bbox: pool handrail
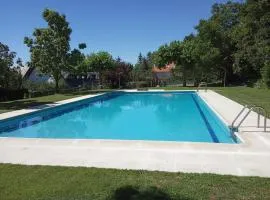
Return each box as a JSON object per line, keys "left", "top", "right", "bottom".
{"left": 231, "top": 105, "right": 268, "bottom": 132}
{"left": 197, "top": 82, "right": 208, "bottom": 92}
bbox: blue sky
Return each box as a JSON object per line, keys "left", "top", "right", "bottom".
{"left": 1, "top": 0, "right": 229, "bottom": 64}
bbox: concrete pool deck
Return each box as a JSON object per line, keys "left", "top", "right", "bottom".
{"left": 0, "top": 90, "right": 270, "bottom": 177}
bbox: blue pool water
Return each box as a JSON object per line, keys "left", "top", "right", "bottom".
{"left": 0, "top": 92, "right": 236, "bottom": 143}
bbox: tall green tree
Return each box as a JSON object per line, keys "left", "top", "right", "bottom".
{"left": 68, "top": 43, "right": 87, "bottom": 74}
{"left": 150, "top": 0, "right": 269, "bottom": 88}
{"left": 0, "top": 42, "right": 16, "bottom": 88}
{"left": 262, "top": 62, "right": 270, "bottom": 88}
{"left": 82, "top": 51, "right": 114, "bottom": 85}
{"left": 0, "top": 42, "right": 23, "bottom": 89}
{"left": 138, "top": 53, "right": 143, "bottom": 65}
{"left": 152, "top": 41, "right": 188, "bottom": 85}
{"left": 196, "top": 1, "right": 242, "bottom": 86}
{"left": 181, "top": 35, "right": 198, "bottom": 84}
{"left": 232, "top": 0, "right": 270, "bottom": 85}
{"left": 134, "top": 52, "right": 145, "bottom": 70}
{"left": 24, "top": 9, "right": 72, "bottom": 92}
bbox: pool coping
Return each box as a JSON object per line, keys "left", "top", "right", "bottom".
{"left": 0, "top": 89, "right": 270, "bottom": 177}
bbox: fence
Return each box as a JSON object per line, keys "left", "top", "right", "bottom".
{"left": 123, "top": 69, "right": 222, "bottom": 89}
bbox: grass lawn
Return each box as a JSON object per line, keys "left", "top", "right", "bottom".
{"left": 0, "top": 164, "right": 269, "bottom": 200}
{"left": 0, "top": 94, "right": 82, "bottom": 114}
{"left": 214, "top": 87, "right": 270, "bottom": 115}
{"left": 0, "top": 89, "right": 112, "bottom": 114}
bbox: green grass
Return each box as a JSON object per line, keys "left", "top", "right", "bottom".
{"left": 0, "top": 89, "right": 113, "bottom": 114}
{"left": 0, "top": 94, "right": 82, "bottom": 114}
{"left": 214, "top": 87, "right": 270, "bottom": 115}
{"left": 0, "top": 164, "right": 269, "bottom": 200}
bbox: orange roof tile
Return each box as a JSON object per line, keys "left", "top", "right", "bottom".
{"left": 152, "top": 63, "right": 175, "bottom": 73}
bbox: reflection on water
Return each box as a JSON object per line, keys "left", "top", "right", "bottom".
{"left": 161, "top": 93, "right": 173, "bottom": 98}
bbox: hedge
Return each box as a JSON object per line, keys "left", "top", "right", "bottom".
{"left": 0, "top": 88, "right": 28, "bottom": 102}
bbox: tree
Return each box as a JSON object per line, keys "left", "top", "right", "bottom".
{"left": 68, "top": 43, "right": 87, "bottom": 74}
{"left": 152, "top": 41, "right": 187, "bottom": 85}
{"left": 149, "top": 0, "right": 269, "bottom": 88}
{"left": 24, "top": 8, "right": 72, "bottom": 92}
{"left": 134, "top": 52, "right": 145, "bottom": 70}
{"left": 146, "top": 52, "right": 154, "bottom": 67}
{"left": 12, "top": 58, "right": 24, "bottom": 89}
{"left": 0, "top": 42, "right": 23, "bottom": 89}
{"left": 0, "top": 42, "right": 15, "bottom": 88}
{"left": 104, "top": 58, "right": 133, "bottom": 88}
{"left": 138, "top": 53, "right": 143, "bottom": 65}
{"left": 196, "top": 38, "right": 221, "bottom": 84}
{"left": 196, "top": 1, "right": 242, "bottom": 86}
{"left": 82, "top": 51, "right": 114, "bottom": 85}
{"left": 262, "top": 61, "right": 270, "bottom": 88}
{"left": 78, "top": 43, "right": 86, "bottom": 49}
{"left": 232, "top": 0, "right": 270, "bottom": 84}
{"left": 141, "top": 58, "right": 149, "bottom": 71}
{"left": 181, "top": 35, "right": 198, "bottom": 85}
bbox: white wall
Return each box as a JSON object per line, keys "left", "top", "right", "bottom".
{"left": 28, "top": 68, "right": 55, "bottom": 83}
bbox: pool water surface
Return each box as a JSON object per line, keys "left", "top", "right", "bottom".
{"left": 0, "top": 92, "right": 236, "bottom": 143}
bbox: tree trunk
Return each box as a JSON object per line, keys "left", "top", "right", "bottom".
{"left": 182, "top": 69, "right": 187, "bottom": 87}
{"left": 55, "top": 79, "right": 59, "bottom": 93}
{"left": 54, "top": 72, "right": 60, "bottom": 93}
{"left": 99, "top": 71, "right": 103, "bottom": 88}
{"left": 223, "top": 69, "right": 226, "bottom": 87}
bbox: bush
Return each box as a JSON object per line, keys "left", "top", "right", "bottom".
{"left": 0, "top": 88, "right": 28, "bottom": 101}
{"left": 22, "top": 80, "right": 55, "bottom": 92}
{"left": 254, "top": 79, "right": 267, "bottom": 89}
{"left": 261, "top": 62, "right": 270, "bottom": 88}
{"left": 22, "top": 79, "right": 71, "bottom": 97}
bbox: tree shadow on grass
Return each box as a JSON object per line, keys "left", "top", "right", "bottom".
{"left": 0, "top": 99, "right": 57, "bottom": 113}
{"left": 107, "top": 185, "right": 193, "bottom": 200}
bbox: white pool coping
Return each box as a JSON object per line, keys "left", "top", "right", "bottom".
{"left": 0, "top": 89, "right": 270, "bottom": 177}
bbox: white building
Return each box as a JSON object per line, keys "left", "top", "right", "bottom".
{"left": 22, "top": 67, "right": 55, "bottom": 83}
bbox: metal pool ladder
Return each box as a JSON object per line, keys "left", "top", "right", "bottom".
{"left": 197, "top": 82, "right": 208, "bottom": 92}
{"left": 231, "top": 105, "right": 268, "bottom": 132}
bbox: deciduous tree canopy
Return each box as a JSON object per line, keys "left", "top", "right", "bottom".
{"left": 151, "top": 0, "right": 270, "bottom": 88}
{"left": 24, "top": 9, "right": 72, "bottom": 92}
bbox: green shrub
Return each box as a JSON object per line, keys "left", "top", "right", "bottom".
{"left": 0, "top": 88, "right": 28, "bottom": 101}
{"left": 254, "top": 79, "right": 267, "bottom": 89}
{"left": 22, "top": 80, "right": 55, "bottom": 92}
{"left": 261, "top": 62, "right": 270, "bottom": 88}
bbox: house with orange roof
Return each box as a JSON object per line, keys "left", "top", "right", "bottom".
{"left": 152, "top": 63, "right": 176, "bottom": 82}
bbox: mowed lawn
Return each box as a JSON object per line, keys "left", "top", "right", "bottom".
{"left": 0, "top": 94, "right": 81, "bottom": 114}
{"left": 0, "top": 89, "right": 112, "bottom": 114}
{"left": 0, "top": 164, "right": 269, "bottom": 200}
{"left": 215, "top": 87, "right": 270, "bottom": 114}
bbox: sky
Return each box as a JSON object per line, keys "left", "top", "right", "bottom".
{"left": 1, "top": 0, "right": 229, "bottom": 64}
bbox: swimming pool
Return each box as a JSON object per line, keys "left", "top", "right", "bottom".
{"left": 0, "top": 91, "right": 237, "bottom": 143}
